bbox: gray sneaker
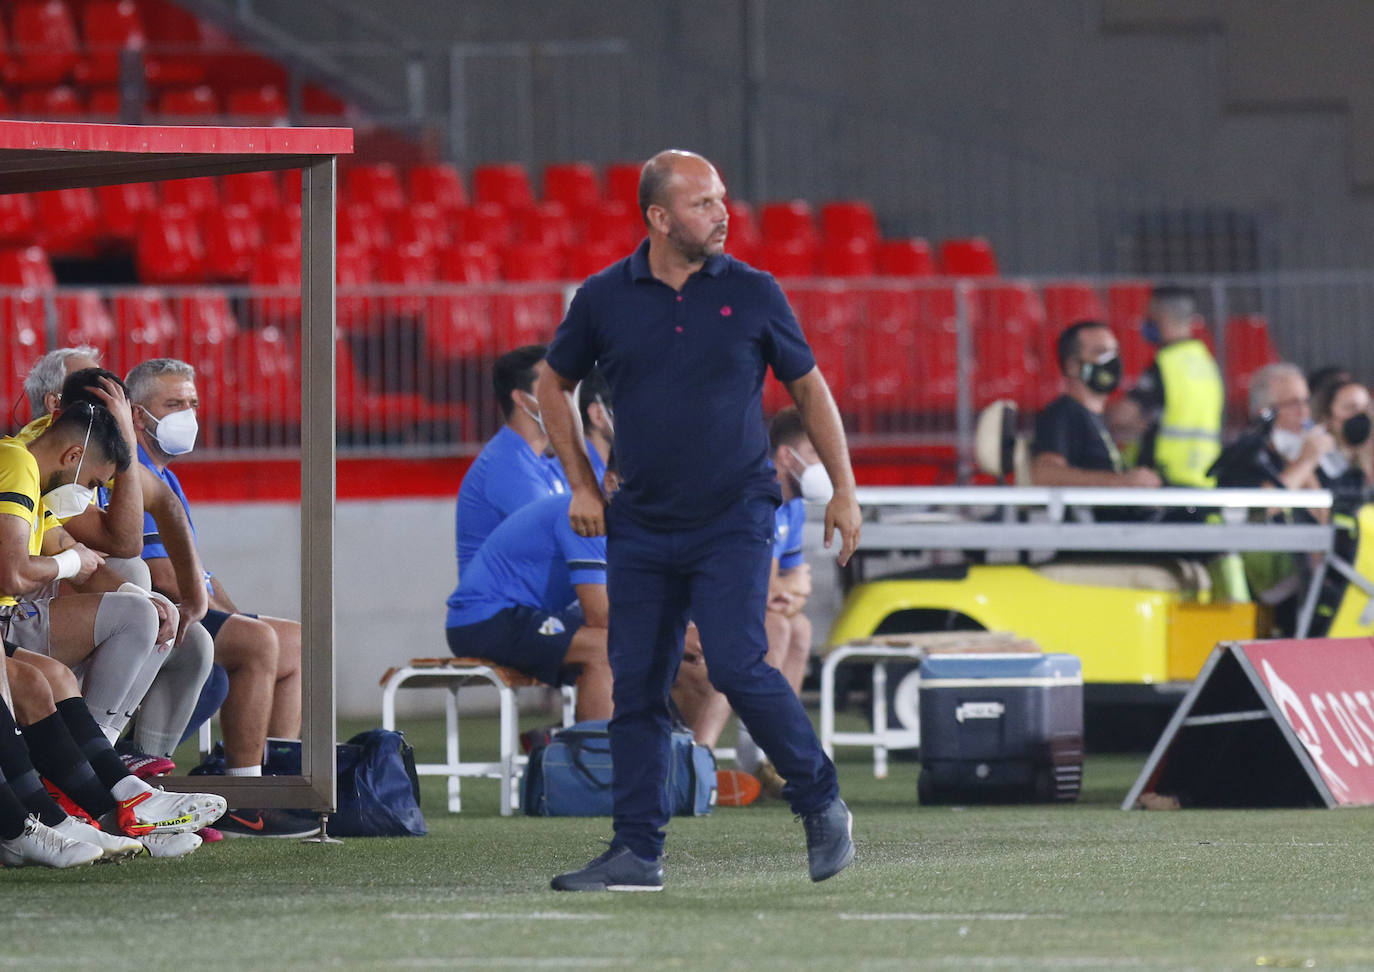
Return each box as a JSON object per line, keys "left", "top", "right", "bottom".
{"left": 802, "top": 797, "right": 855, "bottom": 882}
{"left": 551, "top": 845, "right": 664, "bottom": 892}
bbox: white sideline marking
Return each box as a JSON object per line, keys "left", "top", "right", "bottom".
{"left": 387, "top": 911, "right": 612, "bottom": 921}
{"left": 838, "top": 912, "right": 1064, "bottom": 922}
{"left": 386, "top": 960, "right": 629, "bottom": 969}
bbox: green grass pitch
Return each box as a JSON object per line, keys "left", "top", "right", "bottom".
{"left": 7, "top": 711, "right": 1374, "bottom": 970}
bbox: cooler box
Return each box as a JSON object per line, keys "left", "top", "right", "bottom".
{"left": 917, "top": 652, "right": 1083, "bottom": 804}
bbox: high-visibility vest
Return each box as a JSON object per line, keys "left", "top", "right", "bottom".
{"left": 1152, "top": 339, "right": 1224, "bottom": 487}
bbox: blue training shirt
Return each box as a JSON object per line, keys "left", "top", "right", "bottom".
{"left": 454, "top": 425, "right": 566, "bottom": 578}
{"left": 446, "top": 492, "right": 607, "bottom": 629}
{"left": 773, "top": 497, "right": 806, "bottom": 570}
{"left": 546, "top": 239, "right": 816, "bottom": 529}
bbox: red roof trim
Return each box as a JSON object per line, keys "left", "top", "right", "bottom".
{"left": 0, "top": 120, "right": 353, "bottom": 155}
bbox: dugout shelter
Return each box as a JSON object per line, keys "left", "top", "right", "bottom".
{"left": 0, "top": 118, "right": 352, "bottom": 816}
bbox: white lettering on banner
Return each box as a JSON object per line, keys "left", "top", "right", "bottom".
{"left": 1348, "top": 693, "right": 1374, "bottom": 750}
{"left": 1313, "top": 694, "right": 1361, "bottom": 768}
{"left": 1260, "top": 659, "right": 1351, "bottom": 798}
{"left": 1327, "top": 693, "right": 1372, "bottom": 765}
{"left": 955, "top": 701, "right": 1005, "bottom": 723}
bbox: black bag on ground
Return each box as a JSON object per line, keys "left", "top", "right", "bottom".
{"left": 332, "top": 729, "right": 428, "bottom": 836}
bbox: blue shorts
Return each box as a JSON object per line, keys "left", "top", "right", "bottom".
{"left": 201, "top": 608, "right": 260, "bottom": 640}
{"left": 445, "top": 604, "right": 584, "bottom": 687}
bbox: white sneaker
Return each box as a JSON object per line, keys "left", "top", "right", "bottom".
{"left": 110, "top": 787, "right": 228, "bottom": 836}
{"left": 52, "top": 816, "right": 145, "bottom": 861}
{"left": 140, "top": 831, "right": 202, "bottom": 859}
{"left": 0, "top": 816, "right": 103, "bottom": 868}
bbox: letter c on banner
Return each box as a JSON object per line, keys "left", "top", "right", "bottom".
{"left": 1316, "top": 693, "right": 1365, "bottom": 767}
{"left": 1331, "top": 693, "right": 1373, "bottom": 765}
{"left": 1261, "top": 659, "right": 1351, "bottom": 797}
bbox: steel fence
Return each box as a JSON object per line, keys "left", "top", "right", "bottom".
{"left": 4, "top": 272, "right": 1369, "bottom": 469}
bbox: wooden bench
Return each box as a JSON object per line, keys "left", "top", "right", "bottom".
{"left": 379, "top": 657, "right": 577, "bottom": 815}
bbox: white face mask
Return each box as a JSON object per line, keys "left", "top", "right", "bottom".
{"left": 788, "top": 446, "right": 833, "bottom": 505}
{"left": 518, "top": 393, "right": 546, "bottom": 439}
{"left": 1270, "top": 427, "right": 1305, "bottom": 462}
{"left": 144, "top": 405, "right": 198, "bottom": 456}
{"left": 43, "top": 411, "right": 96, "bottom": 520}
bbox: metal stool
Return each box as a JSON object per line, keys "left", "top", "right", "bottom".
{"left": 379, "top": 657, "right": 576, "bottom": 815}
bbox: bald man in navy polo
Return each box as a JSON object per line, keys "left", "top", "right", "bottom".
{"left": 537, "top": 149, "right": 861, "bottom": 891}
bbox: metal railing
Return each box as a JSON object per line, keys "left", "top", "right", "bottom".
{"left": 4, "top": 271, "right": 1369, "bottom": 467}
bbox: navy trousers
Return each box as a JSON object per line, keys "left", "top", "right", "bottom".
{"left": 605, "top": 494, "right": 839, "bottom": 859}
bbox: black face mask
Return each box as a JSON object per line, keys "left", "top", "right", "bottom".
{"left": 1079, "top": 353, "right": 1123, "bottom": 395}
{"left": 1343, "top": 412, "right": 1371, "bottom": 446}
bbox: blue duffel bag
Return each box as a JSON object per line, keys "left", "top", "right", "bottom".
{"left": 521, "top": 719, "right": 716, "bottom": 817}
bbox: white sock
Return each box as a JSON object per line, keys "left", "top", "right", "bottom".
{"left": 134, "top": 623, "right": 214, "bottom": 757}
{"left": 226, "top": 765, "right": 262, "bottom": 777}
{"left": 736, "top": 722, "right": 762, "bottom": 774}
{"left": 110, "top": 776, "right": 153, "bottom": 802}
{"left": 84, "top": 593, "right": 163, "bottom": 739}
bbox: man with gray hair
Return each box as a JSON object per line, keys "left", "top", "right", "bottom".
{"left": 23, "top": 346, "right": 100, "bottom": 420}
{"left": 1248, "top": 362, "right": 1333, "bottom": 491}
{"left": 124, "top": 357, "right": 312, "bottom": 838}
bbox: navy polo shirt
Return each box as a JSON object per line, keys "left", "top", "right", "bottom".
{"left": 546, "top": 240, "right": 816, "bottom": 529}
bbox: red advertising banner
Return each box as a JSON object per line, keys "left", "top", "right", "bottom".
{"left": 1239, "top": 637, "right": 1374, "bottom": 807}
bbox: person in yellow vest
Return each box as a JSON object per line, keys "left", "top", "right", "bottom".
{"left": 1125, "top": 285, "right": 1225, "bottom": 487}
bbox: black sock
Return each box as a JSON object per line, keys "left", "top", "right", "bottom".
{"left": 22, "top": 711, "right": 116, "bottom": 818}
{"left": 0, "top": 703, "right": 66, "bottom": 827}
{"left": 55, "top": 698, "right": 132, "bottom": 793}
{"left": 0, "top": 780, "right": 29, "bottom": 839}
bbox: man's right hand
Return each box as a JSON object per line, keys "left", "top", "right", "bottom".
{"left": 1122, "top": 467, "right": 1163, "bottom": 488}
{"left": 69, "top": 543, "right": 104, "bottom": 583}
{"left": 1300, "top": 429, "right": 1337, "bottom": 464}
{"left": 568, "top": 485, "right": 608, "bottom": 537}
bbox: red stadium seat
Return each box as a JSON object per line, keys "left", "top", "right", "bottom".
{"left": 501, "top": 242, "right": 564, "bottom": 282}
{"left": 472, "top": 163, "right": 534, "bottom": 211}
{"left": 337, "top": 202, "right": 391, "bottom": 257}
{"left": 33, "top": 188, "right": 100, "bottom": 256}
{"left": 580, "top": 199, "right": 640, "bottom": 251}
{"left": 221, "top": 170, "right": 282, "bottom": 215}
{"left": 760, "top": 200, "right": 817, "bottom": 245}
{"left": 1223, "top": 314, "right": 1280, "bottom": 414}
{"left": 156, "top": 85, "right": 218, "bottom": 117}
{"left": 201, "top": 203, "right": 262, "bottom": 282}
{"left": 515, "top": 202, "right": 574, "bottom": 249}
{"left": 604, "top": 161, "right": 642, "bottom": 208}
{"left": 345, "top": 163, "right": 405, "bottom": 213}
{"left": 335, "top": 339, "right": 464, "bottom": 442}
{"left": 911, "top": 287, "right": 966, "bottom": 411}
{"left": 456, "top": 202, "right": 512, "bottom": 249}
{"left": 564, "top": 240, "right": 625, "bottom": 279}
{"left": 262, "top": 203, "right": 302, "bottom": 250}
{"left": 375, "top": 241, "right": 434, "bottom": 319}
{"left": 172, "top": 289, "right": 238, "bottom": 350}
{"left": 1039, "top": 282, "right": 1106, "bottom": 406}
{"left": 877, "top": 238, "right": 933, "bottom": 276}
{"left": 390, "top": 203, "right": 451, "bottom": 252}
{"left": 96, "top": 180, "right": 157, "bottom": 245}
{"left": 725, "top": 199, "right": 759, "bottom": 249}
{"left": 5, "top": 0, "right": 80, "bottom": 85}
{"left": 0, "top": 194, "right": 36, "bottom": 245}
{"left": 54, "top": 290, "right": 116, "bottom": 359}
{"left": 19, "top": 85, "right": 83, "bottom": 116}
{"left": 246, "top": 243, "right": 301, "bottom": 327}
{"left": 86, "top": 86, "right": 124, "bottom": 116}
{"left": 821, "top": 201, "right": 879, "bottom": 246}
{"left": 136, "top": 206, "right": 206, "bottom": 283}
{"left": 225, "top": 84, "right": 287, "bottom": 122}
{"left": 755, "top": 239, "right": 817, "bottom": 278}
{"left": 939, "top": 237, "right": 998, "bottom": 276}
{"left": 542, "top": 162, "right": 600, "bottom": 213}
{"left": 435, "top": 241, "right": 500, "bottom": 284}
{"left": 76, "top": 0, "right": 146, "bottom": 86}
{"left": 109, "top": 288, "right": 176, "bottom": 372}
{"left": 302, "top": 83, "right": 346, "bottom": 117}
{"left": 820, "top": 238, "right": 876, "bottom": 277}
{"left": 0, "top": 246, "right": 51, "bottom": 411}
{"left": 1106, "top": 280, "right": 1154, "bottom": 385}
{"left": 783, "top": 283, "right": 856, "bottom": 414}
{"left": 408, "top": 162, "right": 466, "bottom": 216}
{"left": 160, "top": 176, "right": 219, "bottom": 216}
{"left": 976, "top": 284, "right": 1044, "bottom": 408}
{"left": 334, "top": 243, "right": 374, "bottom": 331}
{"left": 228, "top": 325, "right": 301, "bottom": 430}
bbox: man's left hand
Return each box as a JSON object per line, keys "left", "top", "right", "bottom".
{"left": 824, "top": 490, "right": 862, "bottom": 567}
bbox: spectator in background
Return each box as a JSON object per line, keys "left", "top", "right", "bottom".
{"left": 454, "top": 344, "right": 566, "bottom": 579}
{"left": 125, "top": 358, "right": 313, "bottom": 839}
{"left": 1246, "top": 363, "right": 1333, "bottom": 491}
{"left": 1121, "top": 286, "right": 1225, "bottom": 487}
{"left": 1307, "top": 366, "right": 1353, "bottom": 414}
{"left": 1031, "top": 321, "right": 1162, "bottom": 488}
{"left": 1314, "top": 379, "right": 1373, "bottom": 491}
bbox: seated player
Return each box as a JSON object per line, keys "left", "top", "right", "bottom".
{"left": 454, "top": 344, "right": 567, "bottom": 579}
{"left": 124, "top": 357, "right": 312, "bottom": 838}
{"left": 25, "top": 358, "right": 219, "bottom": 775}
